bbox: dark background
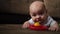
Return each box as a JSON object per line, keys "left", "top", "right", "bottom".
{"left": 0, "top": 12, "right": 31, "bottom": 24}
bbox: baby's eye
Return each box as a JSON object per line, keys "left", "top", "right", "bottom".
{"left": 32, "top": 14, "right": 36, "bottom": 16}
{"left": 38, "top": 12, "right": 44, "bottom": 15}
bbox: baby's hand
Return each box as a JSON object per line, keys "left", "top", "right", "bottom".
{"left": 22, "top": 21, "right": 30, "bottom": 29}
{"left": 48, "top": 23, "right": 59, "bottom": 31}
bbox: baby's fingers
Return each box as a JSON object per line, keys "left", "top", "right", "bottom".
{"left": 48, "top": 27, "right": 59, "bottom": 31}
{"left": 55, "top": 27, "right": 59, "bottom": 31}
{"left": 48, "top": 27, "right": 56, "bottom": 31}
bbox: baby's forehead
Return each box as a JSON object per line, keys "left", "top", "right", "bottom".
{"left": 30, "top": 2, "right": 45, "bottom": 12}
{"left": 30, "top": 2, "right": 44, "bottom": 10}
{"left": 30, "top": 5, "right": 45, "bottom": 13}
{"left": 30, "top": 6, "right": 45, "bottom": 14}
{"left": 30, "top": 9, "right": 45, "bottom": 14}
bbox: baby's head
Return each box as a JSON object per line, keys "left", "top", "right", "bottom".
{"left": 29, "top": 1, "right": 48, "bottom": 23}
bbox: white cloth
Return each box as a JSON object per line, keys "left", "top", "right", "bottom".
{"left": 28, "top": 16, "right": 56, "bottom": 26}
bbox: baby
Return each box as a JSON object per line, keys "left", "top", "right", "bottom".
{"left": 22, "top": 1, "right": 59, "bottom": 31}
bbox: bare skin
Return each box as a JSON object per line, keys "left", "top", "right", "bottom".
{"left": 22, "top": 1, "right": 59, "bottom": 31}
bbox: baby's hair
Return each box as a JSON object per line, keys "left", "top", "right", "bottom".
{"left": 29, "top": 1, "right": 47, "bottom": 13}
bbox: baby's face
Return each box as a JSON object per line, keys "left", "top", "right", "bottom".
{"left": 29, "top": 1, "right": 48, "bottom": 23}
{"left": 30, "top": 7, "right": 47, "bottom": 23}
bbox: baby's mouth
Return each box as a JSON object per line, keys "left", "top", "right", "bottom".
{"left": 35, "top": 19, "right": 42, "bottom": 22}
{"left": 36, "top": 19, "right": 41, "bottom": 21}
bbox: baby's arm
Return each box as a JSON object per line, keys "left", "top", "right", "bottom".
{"left": 22, "top": 19, "right": 34, "bottom": 29}
{"left": 46, "top": 16, "right": 59, "bottom": 31}
{"left": 22, "top": 21, "right": 30, "bottom": 29}
{"left": 48, "top": 21, "right": 59, "bottom": 31}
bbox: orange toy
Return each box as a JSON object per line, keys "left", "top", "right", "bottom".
{"left": 34, "top": 22, "right": 40, "bottom": 26}
{"left": 29, "top": 22, "right": 48, "bottom": 31}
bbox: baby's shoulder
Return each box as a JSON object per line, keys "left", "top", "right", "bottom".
{"left": 47, "top": 16, "right": 53, "bottom": 21}
{"left": 28, "top": 18, "right": 34, "bottom": 24}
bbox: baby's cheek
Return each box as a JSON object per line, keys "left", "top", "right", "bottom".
{"left": 41, "top": 16, "right": 45, "bottom": 19}
{"left": 32, "top": 18, "right": 37, "bottom": 22}
{"left": 32, "top": 18, "right": 35, "bottom": 21}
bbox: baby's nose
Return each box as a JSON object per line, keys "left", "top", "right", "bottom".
{"left": 36, "top": 15, "right": 41, "bottom": 19}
